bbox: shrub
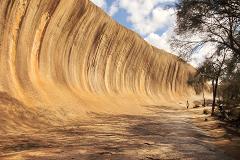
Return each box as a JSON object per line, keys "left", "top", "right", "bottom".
{"left": 203, "top": 109, "right": 209, "bottom": 115}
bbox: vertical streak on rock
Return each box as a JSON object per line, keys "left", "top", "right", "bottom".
{"left": 4, "top": 0, "right": 29, "bottom": 101}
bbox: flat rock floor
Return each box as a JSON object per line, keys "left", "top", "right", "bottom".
{"left": 0, "top": 104, "right": 240, "bottom": 160}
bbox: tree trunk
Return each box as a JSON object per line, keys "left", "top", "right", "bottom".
{"left": 202, "top": 78, "right": 206, "bottom": 107}
{"left": 212, "top": 78, "right": 219, "bottom": 116}
{"left": 203, "top": 90, "right": 206, "bottom": 107}
{"left": 212, "top": 80, "right": 215, "bottom": 115}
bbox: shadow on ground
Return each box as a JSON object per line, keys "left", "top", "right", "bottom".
{"left": 0, "top": 105, "right": 239, "bottom": 160}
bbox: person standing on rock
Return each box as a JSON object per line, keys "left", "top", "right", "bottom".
{"left": 186, "top": 100, "right": 189, "bottom": 109}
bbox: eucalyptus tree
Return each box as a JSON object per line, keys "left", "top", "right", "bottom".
{"left": 172, "top": 0, "right": 240, "bottom": 60}
{"left": 171, "top": 0, "right": 240, "bottom": 115}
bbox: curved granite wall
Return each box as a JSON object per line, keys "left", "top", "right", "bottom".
{"left": 0, "top": 0, "right": 196, "bottom": 126}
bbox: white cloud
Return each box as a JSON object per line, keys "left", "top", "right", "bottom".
{"left": 137, "top": 8, "right": 175, "bottom": 35}
{"left": 145, "top": 32, "right": 172, "bottom": 53}
{"left": 91, "top": 0, "right": 107, "bottom": 9}
{"left": 116, "top": 0, "right": 176, "bottom": 35}
{"left": 109, "top": 1, "right": 119, "bottom": 16}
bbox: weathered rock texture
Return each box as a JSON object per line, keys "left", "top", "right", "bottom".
{"left": 0, "top": 0, "right": 195, "bottom": 131}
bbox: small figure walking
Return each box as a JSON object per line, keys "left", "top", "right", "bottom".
{"left": 186, "top": 100, "right": 189, "bottom": 109}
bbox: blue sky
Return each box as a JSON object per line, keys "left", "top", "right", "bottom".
{"left": 91, "top": 0, "right": 177, "bottom": 53}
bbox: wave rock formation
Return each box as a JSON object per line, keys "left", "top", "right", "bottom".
{"left": 0, "top": 0, "right": 195, "bottom": 131}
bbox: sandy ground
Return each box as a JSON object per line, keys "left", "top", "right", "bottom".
{"left": 0, "top": 104, "right": 239, "bottom": 160}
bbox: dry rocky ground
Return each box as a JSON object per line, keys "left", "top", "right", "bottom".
{"left": 0, "top": 104, "right": 240, "bottom": 160}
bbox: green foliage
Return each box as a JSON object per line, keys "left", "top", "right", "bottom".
{"left": 172, "top": 0, "right": 240, "bottom": 115}
{"left": 219, "top": 70, "right": 240, "bottom": 106}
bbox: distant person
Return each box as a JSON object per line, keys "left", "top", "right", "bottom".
{"left": 186, "top": 100, "right": 189, "bottom": 109}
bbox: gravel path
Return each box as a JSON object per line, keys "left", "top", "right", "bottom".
{"left": 0, "top": 104, "right": 239, "bottom": 160}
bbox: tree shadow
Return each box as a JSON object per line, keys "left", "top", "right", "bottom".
{"left": 0, "top": 105, "right": 236, "bottom": 160}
